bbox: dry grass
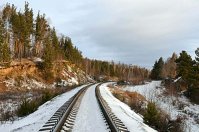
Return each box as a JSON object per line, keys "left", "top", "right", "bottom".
{"left": 130, "top": 78, "right": 146, "bottom": 85}
{"left": 0, "top": 81, "right": 7, "bottom": 92}
{"left": 110, "top": 87, "right": 147, "bottom": 114}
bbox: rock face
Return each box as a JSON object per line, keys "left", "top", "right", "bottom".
{"left": 0, "top": 59, "right": 91, "bottom": 92}
{"left": 0, "top": 59, "right": 36, "bottom": 76}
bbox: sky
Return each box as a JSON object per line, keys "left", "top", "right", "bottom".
{"left": 0, "top": 0, "right": 199, "bottom": 68}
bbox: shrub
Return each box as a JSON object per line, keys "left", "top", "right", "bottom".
{"left": 127, "top": 92, "right": 146, "bottom": 114}
{"left": 16, "top": 85, "right": 80, "bottom": 118}
{"left": 0, "top": 110, "right": 14, "bottom": 122}
{"left": 144, "top": 102, "right": 184, "bottom": 132}
{"left": 168, "top": 115, "right": 184, "bottom": 132}
{"left": 41, "top": 91, "right": 53, "bottom": 104}
{"left": 112, "top": 92, "right": 125, "bottom": 102}
{"left": 17, "top": 89, "right": 62, "bottom": 117}
{"left": 43, "top": 70, "right": 54, "bottom": 81}
{"left": 17, "top": 99, "right": 38, "bottom": 117}
{"left": 112, "top": 89, "right": 146, "bottom": 115}
{"left": 144, "top": 102, "right": 160, "bottom": 128}
{"left": 189, "top": 88, "right": 199, "bottom": 104}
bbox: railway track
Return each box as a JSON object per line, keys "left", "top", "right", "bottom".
{"left": 39, "top": 83, "right": 129, "bottom": 132}
{"left": 39, "top": 84, "right": 92, "bottom": 132}
{"left": 95, "top": 84, "right": 129, "bottom": 132}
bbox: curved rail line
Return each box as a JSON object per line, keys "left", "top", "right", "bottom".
{"left": 95, "top": 84, "right": 129, "bottom": 132}
{"left": 39, "top": 84, "right": 92, "bottom": 132}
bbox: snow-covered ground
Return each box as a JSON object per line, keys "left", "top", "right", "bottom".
{"left": 4, "top": 77, "right": 54, "bottom": 90}
{"left": 0, "top": 84, "right": 87, "bottom": 132}
{"left": 99, "top": 83, "right": 157, "bottom": 132}
{"left": 124, "top": 81, "right": 199, "bottom": 132}
{"left": 2, "top": 81, "right": 197, "bottom": 132}
{"left": 73, "top": 84, "right": 108, "bottom": 132}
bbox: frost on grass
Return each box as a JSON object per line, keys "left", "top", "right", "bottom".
{"left": 4, "top": 76, "right": 53, "bottom": 90}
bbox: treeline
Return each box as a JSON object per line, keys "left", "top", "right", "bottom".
{"left": 151, "top": 49, "right": 199, "bottom": 103}
{"left": 0, "top": 2, "right": 83, "bottom": 67}
{"left": 82, "top": 58, "right": 149, "bottom": 83}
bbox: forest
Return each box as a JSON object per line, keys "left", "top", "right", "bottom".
{"left": 0, "top": 2, "right": 149, "bottom": 82}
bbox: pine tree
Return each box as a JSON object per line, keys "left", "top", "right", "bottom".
{"left": 0, "top": 18, "right": 11, "bottom": 66}
{"left": 24, "top": 2, "right": 33, "bottom": 57}
{"left": 42, "top": 31, "right": 53, "bottom": 80}
{"left": 150, "top": 57, "right": 164, "bottom": 80}
{"left": 2, "top": 3, "right": 12, "bottom": 31}
{"left": 0, "top": 19, "right": 4, "bottom": 61}
{"left": 195, "top": 48, "right": 199, "bottom": 85}
{"left": 176, "top": 51, "right": 193, "bottom": 81}
{"left": 195, "top": 48, "right": 199, "bottom": 63}
{"left": 34, "top": 12, "right": 48, "bottom": 57}
{"left": 144, "top": 102, "right": 160, "bottom": 128}
{"left": 51, "top": 28, "right": 61, "bottom": 60}
{"left": 188, "top": 48, "right": 199, "bottom": 103}
{"left": 175, "top": 50, "right": 199, "bottom": 103}
{"left": 157, "top": 57, "right": 164, "bottom": 79}
{"left": 10, "top": 8, "right": 25, "bottom": 60}
{"left": 64, "top": 37, "right": 74, "bottom": 61}
{"left": 150, "top": 61, "right": 158, "bottom": 79}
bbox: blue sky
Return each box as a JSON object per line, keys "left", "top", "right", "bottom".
{"left": 0, "top": 0, "right": 199, "bottom": 68}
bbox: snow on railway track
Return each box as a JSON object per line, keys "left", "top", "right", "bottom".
{"left": 96, "top": 84, "right": 129, "bottom": 132}
{"left": 0, "top": 84, "right": 89, "bottom": 132}
{"left": 39, "top": 84, "right": 92, "bottom": 132}
{"left": 72, "top": 84, "right": 109, "bottom": 132}
{"left": 99, "top": 83, "right": 157, "bottom": 132}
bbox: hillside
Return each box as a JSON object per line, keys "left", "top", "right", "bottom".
{"left": 0, "top": 58, "right": 92, "bottom": 121}
{"left": 0, "top": 58, "right": 90, "bottom": 92}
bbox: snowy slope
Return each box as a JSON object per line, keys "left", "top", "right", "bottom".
{"left": 124, "top": 81, "right": 199, "bottom": 132}
{"left": 0, "top": 85, "right": 87, "bottom": 132}
{"left": 124, "top": 81, "right": 162, "bottom": 101}
{"left": 73, "top": 84, "right": 108, "bottom": 132}
{"left": 99, "top": 83, "right": 157, "bottom": 132}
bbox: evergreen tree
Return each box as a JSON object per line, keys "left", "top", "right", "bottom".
{"left": 10, "top": 8, "right": 24, "bottom": 60}
{"left": 0, "top": 19, "right": 4, "bottom": 62}
{"left": 195, "top": 48, "right": 199, "bottom": 63}
{"left": 144, "top": 102, "right": 160, "bottom": 128}
{"left": 0, "top": 18, "right": 11, "bottom": 65}
{"left": 2, "top": 3, "right": 12, "bottom": 31}
{"left": 63, "top": 37, "right": 73, "bottom": 60}
{"left": 150, "top": 61, "right": 158, "bottom": 80}
{"left": 24, "top": 2, "right": 33, "bottom": 57}
{"left": 51, "top": 28, "right": 61, "bottom": 60}
{"left": 34, "top": 12, "right": 48, "bottom": 57}
{"left": 150, "top": 57, "right": 164, "bottom": 80}
{"left": 157, "top": 57, "right": 164, "bottom": 79}
{"left": 62, "top": 37, "right": 82, "bottom": 64}
{"left": 175, "top": 50, "right": 199, "bottom": 103}
{"left": 176, "top": 49, "right": 199, "bottom": 104}
{"left": 195, "top": 48, "right": 199, "bottom": 86}
{"left": 176, "top": 51, "right": 193, "bottom": 81}
{"left": 42, "top": 31, "right": 53, "bottom": 80}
